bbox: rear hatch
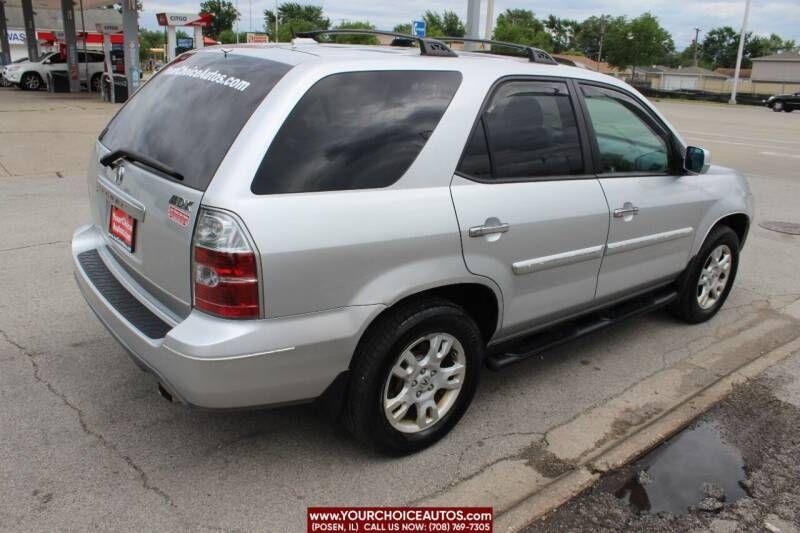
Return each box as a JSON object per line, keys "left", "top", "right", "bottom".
{"left": 89, "top": 49, "right": 292, "bottom": 317}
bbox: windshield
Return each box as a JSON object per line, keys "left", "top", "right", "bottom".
{"left": 99, "top": 50, "right": 292, "bottom": 191}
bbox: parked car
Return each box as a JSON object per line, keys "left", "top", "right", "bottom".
{"left": 72, "top": 34, "right": 753, "bottom": 454}
{"left": 4, "top": 50, "right": 106, "bottom": 91}
{"left": 765, "top": 92, "right": 800, "bottom": 112}
{"left": 1, "top": 57, "right": 28, "bottom": 87}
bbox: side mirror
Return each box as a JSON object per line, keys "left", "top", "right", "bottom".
{"left": 685, "top": 146, "right": 711, "bottom": 174}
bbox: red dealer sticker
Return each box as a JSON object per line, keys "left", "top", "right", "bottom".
{"left": 109, "top": 206, "right": 136, "bottom": 252}
{"left": 307, "top": 507, "right": 493, "bottom": 532}
{"left": 168, "top": 204, "right": 190, "bottom": 227}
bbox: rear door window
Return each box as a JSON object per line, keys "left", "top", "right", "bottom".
{"left": 99, "top": 50, "right": 292, "bottom": 191}
{"left": 457, "top": 80, "right": 584, "bottom": 180}
{"left": 250, "top": 70, "right": 462, "bottom": 194}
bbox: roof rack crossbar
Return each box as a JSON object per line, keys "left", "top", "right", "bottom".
{"left": 295, "top": 29, "right": 458, "bottom": 58}
{"left": 436, "top": 36, "right": 558, "bottom": 65}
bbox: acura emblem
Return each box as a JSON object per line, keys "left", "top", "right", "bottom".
{"left": 114, "top": 166, "right": 125, "bottom": 184}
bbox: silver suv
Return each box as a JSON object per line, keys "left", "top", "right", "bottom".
{"left": 72, "top": 33, "right": 753, "bottom": 454}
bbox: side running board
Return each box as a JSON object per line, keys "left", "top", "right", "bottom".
{"left": 486, "top": 288, "right": 678, "bottom": 370}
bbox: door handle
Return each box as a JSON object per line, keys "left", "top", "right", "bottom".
{"left": 613, "top": 206, "right": 639, "bottom": 218}
{"left": 469, "top": 222, "right": 510, "bottom": 237}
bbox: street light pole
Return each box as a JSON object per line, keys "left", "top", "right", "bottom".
{"left": 730, "top": 0, "right": 752, "bottom": 105}
{"left": 693, "top": 27, "right": 701, "bottom": 67}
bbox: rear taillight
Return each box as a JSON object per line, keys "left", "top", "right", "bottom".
{"left": 192, "top": 208, "right": 260, "bottom": 319}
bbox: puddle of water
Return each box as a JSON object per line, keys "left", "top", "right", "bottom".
{"left": 614, "top": 421, "right": 747, "bottom": 515}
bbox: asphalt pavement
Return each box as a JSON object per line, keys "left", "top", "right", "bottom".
{"left": 0, "top": 88, "right": 799, "bottom": 531}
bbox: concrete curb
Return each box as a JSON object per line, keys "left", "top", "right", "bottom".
{"left": 417, "top": 307, "right": 800, "bottom": 532}
{"left": 495, "top": 334, "right": 800, "bottom": 532}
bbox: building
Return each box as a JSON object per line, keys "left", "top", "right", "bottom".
{"left": 656, "top": 66, "right": 727, "bottom": 91}
{"left": 714, "top": 68, "right": 751, "bottom": 80}
{"left": 751, "top": 51, "right": 800, "bottom": 83}
{"left": 552, "top": 54, "right": 622, "bottom": 76}
{"left": 3, "top": 6, "right": 122, "bottom": 62}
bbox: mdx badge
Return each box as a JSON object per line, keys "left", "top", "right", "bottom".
{"left": 168, "top": 195, "right": 193, "bottom": 227}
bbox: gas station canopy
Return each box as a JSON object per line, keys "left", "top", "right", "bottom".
{"left": 3, "top": 0, "right": 114, "bottom": 9}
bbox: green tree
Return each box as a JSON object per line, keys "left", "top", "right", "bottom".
{"left": 393, "top": 23, "right": 412, "bottom": 35}
{"left": 218, "top": 29, "right": 236, "bottom": 44}
{"left": 422, "top": 10, "right": 465, "bottom": 37}
{"left": 331, "top": 21, "right": 378, "bottom": 44}
{"left": 492, "top": 9, "right": 552, "bottom": 51}
{"left": 604, "top": 13, "right": 674, "bottom": 75}
{"left": 574, "top": 15, "right": 624, "bottom": 61}
{"left": 746, "top": 33, "right": 797, "bottom": 62}
{"left": 199, "top": 0, "right": 239, "bottom": 39}
{"left": 701, "top": 27, "right": 797, "bottom": 69}
{"left": 544, "top": 15, "right": 580, "bottom": 53}
{"left": 138, "top": 29, "right": 164, "bottom": 62}
{"left": 700, "top": 26, "right": 739, "bottom": 68}
{"left": 263, "top": 3, "right": 329, "bottom": 42}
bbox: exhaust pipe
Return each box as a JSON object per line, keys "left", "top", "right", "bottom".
{"left": 157, "top": 383, "right": 174, "bottom": 403}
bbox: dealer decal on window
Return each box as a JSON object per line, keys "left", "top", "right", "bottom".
{"left": 163, "top": 65, "right": 252, "bottom": 92}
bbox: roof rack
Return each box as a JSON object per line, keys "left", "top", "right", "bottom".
{"left": 436, "top": 36, "right": 558, "bottom": 65}
{"left": 295, "top": 29, "right": 458, "bottom": 58}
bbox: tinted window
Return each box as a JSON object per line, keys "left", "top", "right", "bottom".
{"left": 581, "top": 85, "right": 669, "bottom": 174}
{"left": 458, "top": 119, "right": 492, "bottom": 179}
{"left": 250, "top": 70, "right": 462, "bottom": 194}
{"left": 460, "top": 80, "right": 583, "bottom": 180}
{"left": 100, "top": 50, "right": 291, "bottom": 190}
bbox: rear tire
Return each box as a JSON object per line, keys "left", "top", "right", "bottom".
{"left": 90, "top": 73, "right": 102, "bottom": 92}
{"left": 343, "top": 298, "right": 483, "bottom": 455}
{"left": 670, "top": 226, "right": 740, "bottom": 324}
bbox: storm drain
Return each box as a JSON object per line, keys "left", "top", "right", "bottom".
{"left": 759, "top": 221, "right": 800, "bottom": 235}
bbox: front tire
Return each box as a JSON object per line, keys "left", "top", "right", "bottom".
{"left": 773, "top": 101, "right": 784, "bottom": 112}
{"left": 20, "top": 72, "right": 43, "bottom": 91}
{"left": 344, "top": 298, "right": 483, "bottom": 454}
{"left": 670, "top": 226, "right": 740, "bottom": 324}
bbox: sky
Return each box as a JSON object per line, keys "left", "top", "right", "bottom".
{"left": 139, "top": 0, "right": 800, "bottom": 50}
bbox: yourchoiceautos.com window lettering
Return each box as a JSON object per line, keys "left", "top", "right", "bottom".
{"left": 163, "top": 64, "right": 252, "bottom": 92}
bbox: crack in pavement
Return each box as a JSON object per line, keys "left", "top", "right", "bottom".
{"left": 405, "top": 430, "right": 546, "bottom": 506}
{"left": 0, "top": 240, "right": 68, "bottom": 254}
{"left": 0, "top": 328, "right": 178, "bottom": 509}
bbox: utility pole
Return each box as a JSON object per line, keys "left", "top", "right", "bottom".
{"left": 274, "top": 0, "right": 279, "bottom": 43}
{"left": 693, "top": 27, "right": 701, "bottom": 67}
{"left": 484, "top": 0, "right": 494, "bottom": 41}
{"left": 597, "top": 16, "right": 608, "bottom": 66}
{"left": 465, "top": 0, "right": 481, "bottom": 51}
{"left": 730, "top": 0, "right": 751, "bottom": 105}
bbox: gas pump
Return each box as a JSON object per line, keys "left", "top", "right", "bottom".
{"left": 155, "top": 12, "right": 213, "bottom": 62}
{"left": 96, "top": 23, "right": 124, "bottom": 103}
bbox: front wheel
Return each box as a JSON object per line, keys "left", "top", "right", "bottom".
{"left": 344, "top": 299, "right": 483, "bottom": 454}
{"left": 20, "top": 72, "right": 43, "bottom": 91}
{"left": 670, "top": 226, "right": 740, "bottom": 324}
{"left": 773, "top": 101, "right": 784, "bottom": 112}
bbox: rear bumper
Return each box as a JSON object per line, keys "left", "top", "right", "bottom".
{"left": 72, "top": 224, "right": 382, "bottom": 409}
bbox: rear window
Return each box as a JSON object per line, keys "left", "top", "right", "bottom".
{"left": 99, "top": 51, "right": 291, "bottom": 191}
{"left": 250, "top": 70, "right": 462, "bottom": 195}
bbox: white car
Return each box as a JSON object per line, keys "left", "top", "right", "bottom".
{"left": 4, "top": 51, "right": 106, "bottom": 91}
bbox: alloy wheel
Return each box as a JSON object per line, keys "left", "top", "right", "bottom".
{"left": 382, "top": 333, "right": 466, "bottom": 434}
{"left": 24, "top": 75, "right": 40, "bottom": 90}
{"left": 697, "top": 244, "right": 732, "bottom": 310}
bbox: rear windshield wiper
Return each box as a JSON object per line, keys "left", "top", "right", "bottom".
{"left": 100, "top": 149, "right": 184, "bottom": 182}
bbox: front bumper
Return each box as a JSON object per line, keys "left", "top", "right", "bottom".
{"left": 4, "top": 70, "right": 22, "bottom": 83}
{"left": 72, "top": 224, "right": 382, "bottom": 409}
